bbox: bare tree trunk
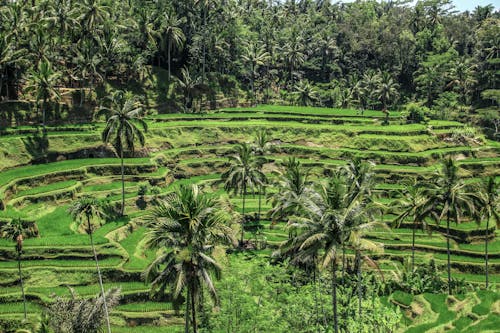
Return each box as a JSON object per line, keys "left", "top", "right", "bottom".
{"left": 485, "top": 218, "right": 489, "bottom": 288}
{"left": 168, "top": 39, "right": 172, "bottom": 82}
{"left": 17, "top": 250, "right": 27, "bottom": 320}
{"left": 88, "top": 220, "right": 111, "bottom": 333}
{"left": 332, "top": 259, "right": 338, "bottom": 333}
{"left": 120, "top": 147, "right": 125, "bottom": 216}
{"left": 185, "top": 288, "right": 190, "bottom": 333}
{"left": 446, "top": 211, "right": 451, "bottom": 295}
{"left": 357, "top": 250, "right": 362, "bottom": 321}
{"left": 191, "top": 286, "right": 197, "bottom": 333}
{"left": 240, "top": 181, "right": 246, "bottom": 245}
{"left": 412, "top": 219, "right": 416, "bottom": 272}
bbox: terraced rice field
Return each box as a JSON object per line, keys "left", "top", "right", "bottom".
{"left": 0, "top": 105, "right": 498, "bottom": 331}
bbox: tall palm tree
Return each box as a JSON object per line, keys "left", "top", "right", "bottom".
{"left": 476, "top": 177, "right": 499, "bottom": 288}
{"left": 252, "top": 129, "right": 272, "bottom": 224}
{"left": 0, "top": 218, "right": 38, "bottom": 320}
{"left": 143, "top": 185, "right": 236, "bottom": 333}
{"left": 393, "top": 183, "right": 433, "bottom": 272}
{"left": 222, "top": 143, "right": 265, "bottom": 244}
{"left": 430, "top": 158, "right": 478, "bottom": 295}
{"left": 242, "top": 42, "right": 270, "bottom": 105}
{"left": 25, "top": 60, "right": 60, "bottom": 132}
{"left": 99, "top": 92, "right": 148, "bottom": 216}
{"left": 68, "top": 197, "right": 111, "bottom": 333}
{"left": 375, "top": 71, "right": 399, "bottom": 124}
{"left": 177, "top": 67, "right": 202, "bottom": 112}
{"left": 161, "top": 12, "right": 186, "bottom": 81}
{"left": 267, "top": 157, "right": 313, "bottom": 226}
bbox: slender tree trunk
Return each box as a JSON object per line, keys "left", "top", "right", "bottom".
{"left": 201, "top": 6, "right": 207, "bottom": 83}
{"left": 446, "top": 211, "right": 451, "bottom": 295}
{"left": 332, "top": 259, "right": 338, "bottom": 333}
{"left": 191, "top": 286, "right": 197, "bottom": 333}
{"left": 185, "top": 288, "right": 190, "bottom": 333}
{"left": 341, "top": 245, "right": 345, "bottom": 284}
{"left": 168, "top": 39, "right": 172, "bottom": 82}
{"left": 257, "top": 185, "right": 262, "bottom": 224}
{"left": 240, "top": 181, "right": 246, "bottom": 245}
{"left": 17, "top": 249, "right": 27, "bottom": 320}
{"left": 313, "top": 258, "right": 319, "bottom": 328}
{"left": 120, "top": 146, "right": 125, "bottom": 216}
{"left": 357, "top": 250, "right": 362, "bottom": 321}
{"left": 42, "top": 98, "right": 47, "bottom": 133}
{"left": 485, "top": 217, "right": 489, "bottom": 288}
{"left": 412, "top": 219, "right": 416, "bottom": 273}
{"left": 88, "top": 220, "right": 111, "bottom": 333}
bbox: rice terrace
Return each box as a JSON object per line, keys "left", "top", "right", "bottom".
{"left": 0, "top": 0, "right": 499, "bottom": 332}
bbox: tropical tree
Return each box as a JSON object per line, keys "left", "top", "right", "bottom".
{"left": 99, "top": 91, "right": 148, "bottom": 216}
{"left": 429, "top": 158, "right": 478, "bottom": 295}
{"left": 222, "top": 142, "right": 265, "bottom": 244}
{"left": 242, "top": 42, "right": 270, "bottom": 104}
{"left": 252, "top": 129, "right": 272, "bottom": 223}
{"left": 293, "top": 79, "right": 318, "bottom": 106}
{"left": 68, "top": 197, "right": 111, "bottom": 333}
{"left": 393, "top": 182, "right": 433, "bottom": 272}
{"left": 476, "top": 177, "right": 499, "bottom": 288}
{"left": 25, "top": 60, "right": 60, "bottom": 132}
{"left": 0, "top": 218, "right": 38, "bottom": 320}
{"left": 267, "top": 157, "right": 314, "bottom": 225}
{"left": 176, "top": 67, "right": 203, "bottom": 112}
{"left": 161, "top": 12, "right": 186, "bottom": 81}
{"left": 375, "top": 71, "right": 399, "bottom": 124}
{"left": 143, "top": 184, "right": 236, "bottom": 333}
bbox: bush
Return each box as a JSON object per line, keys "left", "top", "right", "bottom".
{"left": 401, "top": 103, "right": 429, "bottom": 124}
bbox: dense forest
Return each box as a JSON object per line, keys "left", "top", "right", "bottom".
{"left": 0, "top": 0, "right": 498, "bottom": 138}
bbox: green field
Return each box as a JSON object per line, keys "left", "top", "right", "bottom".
{"left": 0, "top": 105, "right": 498, "bottom": 332}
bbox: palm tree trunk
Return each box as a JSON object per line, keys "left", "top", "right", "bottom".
{"left": 240, "top": 182, "right": 246, "bottom": 245}
{"left": 313, "top": 260, "right": 319, "bottom": 328}
{"left": 120, "top": 147, "right": 125, "bottom": 216}
{"left": 168, "top": 38, "right": 172, "bottom": 82}
{"left": 357, "top": 250, "right": 362, "bottom": 320}
{"left": 191, "top": 286, "right": 197, "bottom": 333}
{"left": 341, "top": 245, "right": 345, "bottom": 284}
{"left": 42, "top": 98, "right": 47, "bottom": 133}
{"left": 446, "top": 211, "right": 451, "bottom": 295}
{"left": 185, "top": 288, "right": 190, "bottom": 333}
{"left": 332, "top": 259, "right": 338, "bottom": 333}
{"left": 88, "top": 220, "right": 111, "bottom": 333}
{"left": 485, "top": 217, "right": 489, "bottom": 288}
{"left": 257, "top": 185, "right": 262, "bottom": 224}
{"left": 17, "top": 249, "right": 27, "bottom": 320}
{"left": 412, "top": 219, "right": 416, "bottom": 273}
{"left": 201, "top": 5, "right": 207, "bottom": 83}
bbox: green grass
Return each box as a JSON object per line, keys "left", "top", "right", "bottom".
{"left": 405, "top": 294, "right": 455, "bottom": 333}
{"left": 471, "top": 290, "right": 499, "bottom": 316}
{"left": 13, "top": 180, "right": 79, "bottom": 198}
{"left": 115, "top": 301, "right": 174, "bottom": 312}
{"left": 391, "top": 291, "right": 414, "bottom": 307}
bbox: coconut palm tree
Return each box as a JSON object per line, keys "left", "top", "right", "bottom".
{"left": 0, "top": 218, "right": 38, "bottom": 320}
{"left": 476, "top": 177, "right": 499, "bottom": 288}
{"left": 25, "top": 60, "right": 60, "bottom": 132}
{"left": 242, "top": 42, "right": 270, "bottom": 104}
{"left": 143, "top": 185, "right": 236, "bottom": 333}
{"left": 430, "top": 158, "right": 478, "bottom": 295}
{"left": 99, "top": 91, "right": 148, "bottom": 216}
{"left": 267, "top": 157, "right": 314, "bottom": 225}
{"left": 393, "top": 182, "right": 433, "bottom": 273}
{"left": 68, "top": 197, "right": 111, "bottom": 333}
{"left": 293, "top": 79, "right": 319, "bottom": 106}
{"left": 161, "top": 12, "right": 186, "bottom": 81}
{"left": 222, "top": 142, "right": 265, "bottom": 244}
{"left": 374, "top": 71, "right": 399, "bottom": 124}
{"left": 252, "top": 129, "right": 272, "bottom": 223}
{"left": 177, "top": 67, "right": 203, "bottom": 112}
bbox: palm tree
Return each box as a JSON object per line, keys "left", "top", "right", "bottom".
{"left": 375, "top": 71, "right": 399, "bottom": 124}
{"left": 282, "top": 38, "right": 305, "bottom": 84}
{"left": 68, "top": 197, "right": 111, "bottom": 333}
{"left": 99, "top": 92, "right": 148, "bottom": 216}
{"left": 252, "top": 129, "right": 272, "bottom": 224}
{"left": 222, "top": 143, "right": 265, "bottom": 244}
{"left": 177, "top": 67, "right": 202, "bottom": 112}
{"left": 161, "top": 12, "right": 186, "bottom": 81}
{"left": 0, "top": 218, "right": 38, "bottom": 320}
{"left": 476, "top": 177, "right": 499, "bottom": 288}
{"left": 242, "top": 42, "right": 270, "bottom": 104}
{"left": 143, "top": 185, "right": 236, "bottom": 333}
{"left": 267, "top": 157, "right": 314, "bottom": 226}
{"left": 430, "top": 158, "right": 478, "bottom": 295}
{"left": 393, "top": 183, "right": 433, "bottom": 272}
{"left": 293, "top": 79, "right": 318, "bottom": 106}
{"left": 25, "top": 60, "right": 60, "bottom": 132}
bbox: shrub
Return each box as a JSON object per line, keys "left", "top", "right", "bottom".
{"left": 401, "top": 103, "right": 429, "bottom": 124}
